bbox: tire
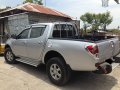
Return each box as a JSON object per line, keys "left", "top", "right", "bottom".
{"left": 46, "top": 57, "right": 71, "bottom": 86}
{"left": 4, "top": 48, "right": 17, "bottom": 64}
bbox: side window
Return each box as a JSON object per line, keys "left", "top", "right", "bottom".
{"left": 61, "top": 24, "right": 68, "bottom": 38}
{"left": 52, "top": 24, "right": 76, "bottom": 38}
{"left": 52, "top": 25, "right": 61, "bottom": 38}
{"left": 17, "top": 29, "right": 29, "bottom": 39}
{"left": 30, "top": 26, "right": 46, "bottom": 38}
{"left": 68, "top": 25, "right": 76, "bottom": 38}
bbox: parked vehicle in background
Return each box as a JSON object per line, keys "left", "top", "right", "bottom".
{"left": 0, "top": 43, "right": 5, "bottom": 54}
{"left": 0, "top": 35, "right": 5, "bottom": 54}
{"left": 4, "top": 22, "right": 120, "bottom": 86}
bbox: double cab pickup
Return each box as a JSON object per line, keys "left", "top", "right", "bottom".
{"left": 4, "top": 22, "right": 120, "bottom": 85}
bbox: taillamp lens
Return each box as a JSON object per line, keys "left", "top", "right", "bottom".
{"left": 86, "top": 45, "right": 99, "bottom": 55}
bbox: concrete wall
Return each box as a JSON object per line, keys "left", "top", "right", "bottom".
{"left": 0, "top": 21, "right": 3, "bottom": 35}
{"left": 0, "top": 18, "right": 11, "bottom": 43}
{"left": 8, "top": 13, "right": 29, "bottom": 35}
{"left": 28, "top": 13, "right": 71, "bottom": 24}
{"left": 6, "top": 12, "right": 81, "bottom": 36}
{"left": 7, "top": 13, "right": 72, "bottom": 35}
{"left": 28, "top": 13, "right": 80, "bottom": 30}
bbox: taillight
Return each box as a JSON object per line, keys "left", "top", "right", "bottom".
{"left": 86, "top": 45, "right": 99, "bottom": 57}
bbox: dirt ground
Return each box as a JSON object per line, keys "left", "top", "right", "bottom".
{"left": 0, "top": 56, "right": 120, "bottom": 90}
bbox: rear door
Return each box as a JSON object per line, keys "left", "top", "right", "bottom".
{"left": 97, "top": 38, "right": 119, "bottom": 62}
{"left": 26, "top": 25, "right": 47, "bottom": 60}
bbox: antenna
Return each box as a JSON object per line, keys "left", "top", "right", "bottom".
{"left": 44, "top": 0, "right": 46, "bottom": 6}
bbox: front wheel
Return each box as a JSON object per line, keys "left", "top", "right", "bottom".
{"left": 46, "top": 57, "right": 71, "bottom": 86}
{"left": 4, "top": 48, "right": 17, "bottom": 64}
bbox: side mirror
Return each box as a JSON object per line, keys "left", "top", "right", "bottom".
{"left": 11, "top": 34, "right": 17, "bottom": 39}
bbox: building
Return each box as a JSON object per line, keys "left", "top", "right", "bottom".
{"left": 0, "top": 3, "right": 80, "bottom": 43}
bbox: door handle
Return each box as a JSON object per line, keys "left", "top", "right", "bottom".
{"left": 38, "top": 41, "right": 43, "bottom": 44}
{"left": 22, "top": 41, "right": 26, "bottom": 44}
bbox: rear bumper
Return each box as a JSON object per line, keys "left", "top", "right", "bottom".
{"left": 94, "top": 57, "right": 120, "bottom": 74}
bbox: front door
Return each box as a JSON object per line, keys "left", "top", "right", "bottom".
{"left": 12, "top": 28, "right": 30, "bottom": 57}
{"left": 26, "top": 25, "right": 47, "bottom": 60}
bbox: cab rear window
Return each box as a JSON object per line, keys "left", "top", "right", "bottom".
{"left": 52, "top": 24, "right": 76, "bottom": 39}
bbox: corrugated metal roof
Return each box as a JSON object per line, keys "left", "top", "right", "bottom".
{"left": 9, "top": 3, "right": 71, "bottom": 19}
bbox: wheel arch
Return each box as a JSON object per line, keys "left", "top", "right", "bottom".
{"left": 44, "top": 50, "right": 67, "bottom": 65}
{"left": 5, "top": 44, "right": 11, "bottom": 49}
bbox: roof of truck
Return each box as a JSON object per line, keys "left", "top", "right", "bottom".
{"left": 31, "top": 22, "right": 73, "bottom": 26}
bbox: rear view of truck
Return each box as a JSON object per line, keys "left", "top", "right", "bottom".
{"left": 97, "top": 38, "right": 120, "bottom": 62}
{"left": 85, "top": 37, "right": 120, "bottom": 74}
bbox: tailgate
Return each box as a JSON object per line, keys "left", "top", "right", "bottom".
{"left": 97, "top": 38, "right": 120, "bottom": 62}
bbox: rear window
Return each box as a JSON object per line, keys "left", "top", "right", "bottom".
{"left": 52, "top": 24, "right": 76, "bottom": 39}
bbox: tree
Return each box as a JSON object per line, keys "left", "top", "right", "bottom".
{"left": 23, "top": 0, "right": 43, "bottom": 5}
{"left": 91, "top": 14, "right": 100, "bottom": 31}
{"left": 80, "top": 12, "right": 100, "bottom": 33}
{"left": 99, "top": 12, "right": 113, "bottom": 31}
{"left": 34, "top": 0, "right": 43, "bottom": 5}
{"left": 80, "top": 13, "right": 93, "bottom": 33}
{"left": 80, "top": 12, "right": 113, "bottom": 32}
{"left": 24, "top": 0, "right": 33, "bottom": 3}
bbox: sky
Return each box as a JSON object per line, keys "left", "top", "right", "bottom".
{"left": 0, "top": 0, "right": 120, "bottom": 29}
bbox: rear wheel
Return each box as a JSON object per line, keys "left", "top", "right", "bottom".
{"left": 4, "top": 48, "right": 17, "bottom": 64}
{"left": 46, "top": 57, "right": 71, "bottom": 86}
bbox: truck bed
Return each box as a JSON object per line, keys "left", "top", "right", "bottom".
{"left": 57, "top": 35, "right": 119, "bottom": 63}
{"left": 77, "top": 35, "right": 115, "bottom": 42}
{"left": 60, "top": 35, "right": 115, "bottom": 43}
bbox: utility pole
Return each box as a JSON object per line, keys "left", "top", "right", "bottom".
{"left": 44, "top": 0, "right": 46, "bottom": 6}
{"left": 118, "top": 26, "right": 120, "bottom": 30}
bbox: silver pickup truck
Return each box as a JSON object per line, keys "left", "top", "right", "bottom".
{"left": 4, "top": 22, "right": 120, "bottom": 85}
